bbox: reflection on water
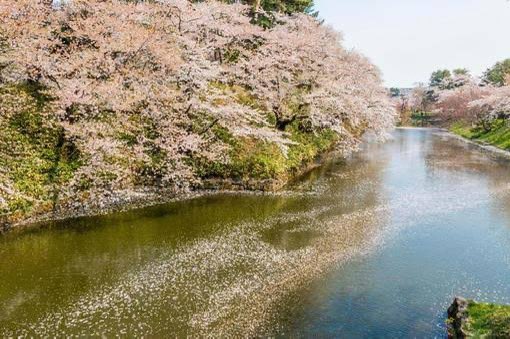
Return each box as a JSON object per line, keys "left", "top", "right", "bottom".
{"left": 1, "top": 129, "right": 510, "bottom": 337}
{"left": 282, "top": 129, "right": 510, "bottom": 337}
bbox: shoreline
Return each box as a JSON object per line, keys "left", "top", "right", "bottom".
{"left": 2, "top": 188, "right": 284, "bottom": 235}
{"left": 441, "top": 130, "right": 510, "bottom": 160}
{"left": 1, "top": 148, "right": 341, "bottom": 235}
{"left": 397, "top": 126, "right": 510, "bottom": 160}
{"left": 4, "top": 128, "right": 509, "bottom": 235}
{"left": 448, "top": 298, "right": 510, "bottom": 337}
{"left": 5, "top": 187, "right": 317, "bottom": 235}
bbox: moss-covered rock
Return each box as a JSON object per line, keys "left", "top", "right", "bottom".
{"left": 447, "top": 297, "right": 510, "bottom": 338}
{"left": 465, "top": 301, "right": 510, "bottom": 337}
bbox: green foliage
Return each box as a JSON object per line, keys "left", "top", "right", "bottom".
{"left": 453, "top": 68, "right": 469, "bottom": 76}
{"left": 209, "top": 81, "right": 266, "bottom": 111}
{"left": 232, "top": 138, "right": 287, "bottom": 180}
{"left": 188, "top": 126, "right": 286, "bottom": 180}
{"left": 450, "top": 122, "right": 477, "bottom": 139}
{"left": 224, "top": 48, "right": 241, "bottom": 64}
{"left": 250, "top": 11, "right": 278, "bottom": 29}
{"left": 189, "top": 121, "right": 337, "bottom": 183}
{"left": 260, "top": 0, "right": 315, "bottom": 14}
{"left": 389, "top": 88, "right": 401, "bottom": 97}
{"left": 483, "top": 58, "right": 510, "bottom": 86}
{"left": 117, "top": 132, "right": 138, "bottom": 147}
{"left": 0, "top": 83, "right": 82, "bottom": 216}
{"left": 466, "top": 301, "right": 510, "bottom": 337}
{"left": 202, "top": 0, "right": 315, "bottom": 14}
{"left": 430, "top": 69, "right": 452, "bottom": 87}
{"left": 451, "top": 119, "right": 510, "bottom": 150}
{"left": 286, "top": 121, "right": 337, "bottom": 172}
{"left": 189, "top": 82, "right": 337, "bottom": 183}
{"left": 126, "top": 115, "right": 169, "bottom": 186}
{"left": 409, "top": 111, "right": 436, "bottom": 127}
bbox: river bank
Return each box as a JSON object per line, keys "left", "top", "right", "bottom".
{"left": 398, "top": 127, "right": 510, "bottom": 159}
{"left": 5, "top": 126, "right": 510, "bottom": 233}
{"left": 0, "top": 1, "right": 396, "bottom": 235}
{"left": 443, "top": 131, "right": 510, "bottom": 160}
{"left": 0, "top": 81, "right": 345, "bottom": 233}
{"left": 449, "top": 121, "right": 510, "bottom": 159}
{"left": 3, "top": 129, "right": 510, "bottom": 336}
{"left": 0, "top": 145, "right": 344, "bottom": 234}
{"left": 448, "top": 297, "right": 510, "bottom": 338}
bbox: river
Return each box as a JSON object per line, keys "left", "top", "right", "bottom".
{"left": 1, "top": 128, "right": 510, "bottom": 337}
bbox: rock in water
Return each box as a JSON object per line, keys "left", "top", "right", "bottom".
{"left": 447, "top": 297, "right": 469, "bottom": 338}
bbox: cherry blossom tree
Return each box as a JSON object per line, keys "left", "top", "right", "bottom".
{"left": 0, "top": 0, "right": 396, "bottom": 218}
{"left": 427, "top": 67, "right": 509, "bottom": 129}
{"left": 435, "top": 84, "right": 490, "bottom": 125}
{"left": 469, "top": 86, "right": 510, "bottom": 128}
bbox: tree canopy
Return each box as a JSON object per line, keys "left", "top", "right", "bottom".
{"left": 430, "top": 69, "right": 452, "bottom": 87}
{"left": 483, "top": 58, "right": 510, "bottom": 86}
{"left": 453, "top": 68, "right": 469, "bottom": 76}
{"left": 258, "top": 0, "right": 315, "bottom": 14}
{"left": 0, "top": 0, "right": 393, "bottom": 221}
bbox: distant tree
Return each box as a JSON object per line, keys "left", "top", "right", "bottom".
{"left": 430, "top": 69, "right": 452, "bottom": 87}
{"left": 389, "top": 88, "right": 401, "bottom": 97}
{"left": 453, "top": 68, "right": 469, "bottom": 76}
{"left": 430, "top": 68, "right": 473, "bottom": 90}
{"left": 470, "top": 86, "right": 510, "bottom": 127}
{"left": 393, "top": 92, "right": 411, "bottom": 125}
{"left": 446, "top": 70, "right": 474, "bottom": 90}
{"left": 483, "top": 58, "right": 510, "bottom": 86}
{"left": 435, "top": 84, "right": 489, "bottom": 125}
{"left": 409, "top": 83, "right": 438, "bottom": 113}
{"left": 192, "top": 0, "right": 315, "bottom": 28}
{"left": 256, "top": 0, "right": 316, "bottom": 14}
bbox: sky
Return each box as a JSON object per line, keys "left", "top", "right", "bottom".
{"left": 315, "top": 0, "right": 510, "bottom": 88}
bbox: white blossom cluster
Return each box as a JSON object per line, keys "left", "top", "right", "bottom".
{"left": 0, "top": 0, "right": 396, "bottom": 219}
{"left": 408, "top": 72, "right": 510, "bottom": 126}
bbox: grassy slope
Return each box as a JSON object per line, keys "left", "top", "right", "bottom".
{"left": 189, "top": 82, "right": 339, "bottom": 184}
{"left": 466, "top": 301, "right": 510, "bottom": 337}
{"left": 1, "top": 81, "right": 340, "bottom": 224}
{"left": 0, "top": 83, "right": 81, "bottom": 221}
{"left": 451, "top": 120, "right": 510, "bottom": 151}
{"left": 189, "top": 121, "right": 338, "bottom": 183}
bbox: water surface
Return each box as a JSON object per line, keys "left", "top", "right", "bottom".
{"left": 1, "top": 129, "right": 510, "bottom": 337}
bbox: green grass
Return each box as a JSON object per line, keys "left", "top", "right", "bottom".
{"left": 466, "top": 301, "right": 510, "bottom": 337}
{"left": 189, "top": 82, "right": 338, "bottom": 184}
{"left": 451, "top": 120, "right": 510, "bottom": 150}
{"left": 0, "top": 83, "right": 82, "bottom": 217}
{"left": 450, "top": 122, "right": 478, "bottom": 139}
{"left": 189, "top": 121, "right": 338, "bottom": 183}
{"left": 286, "top": 122, "right": 338, "bottom": 172}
